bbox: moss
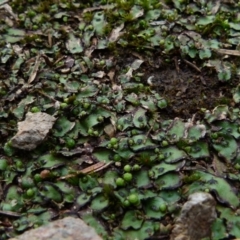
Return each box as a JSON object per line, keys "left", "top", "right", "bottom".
{"left": 82, "top": 12, "right": 94, "bottom": 22}
{"left": 217, "top": 97, "right": 232, "bottom": 105}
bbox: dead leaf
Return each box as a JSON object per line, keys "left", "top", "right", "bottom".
{"left": 104, "top": 124, "right": 115, "bottom": 137}
{"left": 213, "top": 49, "right": 240, "bottom": 56}
{"left": 109, "top": 23, "right": 125, "bottom": 43}
{"left": 28, "top": 55, "right": 41, "bottom": 84}
{"left": 212, "top": 154, "right": 227, "bottom": 177}
{"left": 107, "top": 69, "right": 115, "bottom": 81}
{"left": 83, "top": 4, "right": 115, "bottom": 13}
{"left": 211, "top": 0, "right": 221, "bottom": 14}
{"left": 92, "top": 71, "right": 105, "bottom": 78}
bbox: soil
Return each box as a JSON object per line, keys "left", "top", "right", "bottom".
{"left": 110, "top": 49, "right": 238, "bottom": 120}
{"left": 145, "top": 62, "right": 236, "bottom": 120}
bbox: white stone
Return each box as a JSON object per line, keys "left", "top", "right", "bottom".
{"left": 9, "top": 217, "right": 102, "bottom": 240}
{"left": 170, "top": 192, "right": 216, "bottom": 240}
{"left": 11, "top": 112, "right": 56, "bottom": 150}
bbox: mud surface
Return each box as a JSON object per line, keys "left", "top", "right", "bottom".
{"left": 113, "top": 51, "right": 237, "bottom": 120}
{"left": 144, "top": 60, "right": 237, "bottom": 120}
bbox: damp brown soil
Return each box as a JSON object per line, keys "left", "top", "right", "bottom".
{"left": 107, "top": 49, "right": 238, "bottom": 120}
{"left": 145, "top": 63, "right": 237, "bottom": 120}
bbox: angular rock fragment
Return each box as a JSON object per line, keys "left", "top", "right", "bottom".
{"left": 11, "top": 112, "right": 56, "bottom": 150}
{"left": 9, "top": 216, "right": 102, "bottom": 240}
{"left": 170, "top": 192, "right": 216, "bottom": 240}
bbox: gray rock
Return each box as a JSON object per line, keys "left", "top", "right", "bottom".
{"left": 11, "top": 112, "right": 56, "bottom": 150}
{"left": 170, "top": 192, "right": 216, "bottom": 240}
{"left": 9, "top": 217, "right": 102, "bottom": 240}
